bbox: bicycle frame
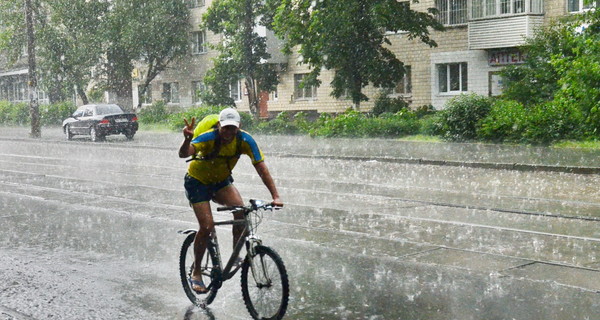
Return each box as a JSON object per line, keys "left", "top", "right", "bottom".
{"left": 198, "top": 207, "right": 263, "bottom": 283}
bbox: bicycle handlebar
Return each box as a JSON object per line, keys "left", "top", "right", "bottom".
{"left": 217, "top": 199, "right": 282, "bottom": 212}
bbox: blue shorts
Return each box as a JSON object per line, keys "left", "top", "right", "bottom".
{"left": 184, "top": 174, "right": 233, "bottom": 204}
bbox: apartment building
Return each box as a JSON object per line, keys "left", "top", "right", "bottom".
{"left": 0, "top": 55, "right": 49, "bottom": 105}
{"left": 0, "top": 0, "right": 593, "bottom": 112}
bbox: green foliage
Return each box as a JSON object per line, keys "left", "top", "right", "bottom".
{"left": 292, "top": 111, "right": 312, "bottom": 133}
{"left": 167, "top": 106, "right": 256, "bottom": 132}
{"left": 0, "top": 101, "right": 75, "bottom": 126}
{"left": 477, "top": 99, "right": 585, "bottom": 144}
{"left": 418, "top": 113, "right": 443, "bottom": 136}
{"left": 521, "top": 101, "right": 585, "bottom": 145}
{"left": 40, "top": 101, "right": 76, "bottom": 125}
{"left": 438, "top": 94, "right": 492, "bottom": 141}
{"left": 498, "top": 10, "right": 600, "bottom": 141}
{"left": 309, "top": 109, "right": 366, "bottom": 137}
{"left": 255, "top": 112, "right": 299, "bottom": 135}
{"left": 138, "top": 101, "right": 172, "bottom": 124}
{"left": 2, "top": 0, "right": 191, "bottom": 106}
{"left": 477, "top": 100, "right": 528, "bottom": 143}
{"left": 498, "top": 19, "right": 575, "bottom": 105}
{"left": 87, "top": 86, "right": 105, "bottom": 103}
{"left": 365, "top": 111, "right": 420, "bottom": 137}
{"left": 202, "top": 0, "right": 279, "bottom": 118}
{"left": 270, "top": 0, "right": 443, "bottom": 108}
{"left": 0, "top": 0, "right": 26, "bottom": 64}
{"left": 372, "top": 91, "right": 409, "bottom": 116}
{"left": 0, "top": 101, "right": 28, "bottom": 125}
{"left": 307, "top": 109, "right": 420, "bottom": 138}
{"left": 254, "top": 111, "right": 315, "bottom": 135}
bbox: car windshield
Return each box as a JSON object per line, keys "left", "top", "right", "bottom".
{"left": 96, "top": 105, "right": 124, "bottom": 115}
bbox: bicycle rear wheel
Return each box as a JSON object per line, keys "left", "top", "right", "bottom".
{"left": 179, "top": 232, "right": 220, "bottom": 305}
{"left": 241, "top": 245, "right": 289, "bottom": 320}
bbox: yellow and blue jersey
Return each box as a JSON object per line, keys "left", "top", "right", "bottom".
{"left": 187, "top": 129, "right": 264, "bottom": 184}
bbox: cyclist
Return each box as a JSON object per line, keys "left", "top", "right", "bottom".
{"left": 178, "top": 107, "right": 283, "bottom": 294}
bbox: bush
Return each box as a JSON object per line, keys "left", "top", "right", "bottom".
{"left": 255, "top": 111, "right": 301, "bottom": 135}
{"left": 418, "top": 113, "right": 443, "bottom": 136}
{"left": 477, "top": 100, "right": 528, "bottom": 143}
{"left": 522, "top": 101, "right": 584, "bottom": 144}
{"left": 308, "top": 109, "right": 421, "bottom": 138}
{"left": 40, "top": 101, "right": 76, "bottom": 126}
{"left": 414, "top": 105, "right": 436, "bottom": 118}
{"left": 438, "top": 93, "right": 492, "bottom": 141}
{"left": 0, "top": 101, "right": 29, "bottom": 125}
{"left": 365, "top": 110, "right": 420, "bottom": 137}
{"left": 292, "top": 111, "right": 312, "bottom": 134}
{"left": 372, "top": 91, "right": 409, "bottom": 116}
{"left": 167, "top": 105, "right": 256, "bottom": 132}
{"left": 309, "top": 109, "right": 367, "bottom": 137}
{"left": 138, "top": 101, "right": 171, "bottom": 124}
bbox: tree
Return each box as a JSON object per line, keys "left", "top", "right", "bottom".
{"left": 0, "top": 0, "right": 26, "bottom": 64}
{"left": 269, "top": 0, "right": 443, "bottom": 109}
{"left": 128, "top": 0, "right": 190, "bottom": 109}
{"left": 203, "top": 0, "right": 280, "bottom": 119}
{"left": 37, "top": 0, "right": 109, "bottom": 104}
{"left": 92, "top": 0, "right": 190, "bottom": 111}
{"left": 499, "top": 18, "right": 576, "bottom": 106}
{"left": 500, "top": 9, "right": 600, "bottom": 135}
{"left": 25, "top": 0, "right": 40, "bottom": 138}
{"left": 0, "top": 0, "right": 41, "bottom": 136}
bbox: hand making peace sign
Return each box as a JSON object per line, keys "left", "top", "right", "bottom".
{"left": 182, "top": 117, "right": 196, "bottom": 140}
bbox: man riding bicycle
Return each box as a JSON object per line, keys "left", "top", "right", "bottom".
{"left": 178, "top": 107, "right": 283, "bottom": 293}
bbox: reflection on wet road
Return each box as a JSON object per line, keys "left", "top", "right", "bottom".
{"left": 0, "top": 129, "right": 599, "bottom": 319}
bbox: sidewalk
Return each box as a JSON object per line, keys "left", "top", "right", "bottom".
{"left": 3, "top": 126, "right": 600, "bottom": 174}
{"left": 258, "top": 135, "right": 600, "bottom": 174}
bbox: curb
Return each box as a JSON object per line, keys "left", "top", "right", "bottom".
{"left": 275, "top": 153, "right": 600, "bottom": 175}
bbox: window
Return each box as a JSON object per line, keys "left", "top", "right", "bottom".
{"left": 162, "top": 82, "right": 180, "bottom": 103}
{"left": 438, "top": 63, "right": 468, "bottom": 93}
{"left": 138, "top": 85, "right": 152, "bottom": 105}
{"left": 72, "top": 108, "right": 84, "bottom": 118}
{"left": 230, "top": 80, "right": 242, "bottom": 102}
{"left": 568, "top": 0, "right": 597, "bottom": 12}
{"left": 294, "top": 74, "right": 317, "bottom": 100}
{"left": 394, "top": 66, "right": 412, "bottom": 95}
{"left": 436, "top": 0, "right": 468, "bottom": 25}
{"left": 191, "top": 81, "right": 204, "bottom": 104}
{"left": 83, "top": 107, "right": 94, "bottom": 117}
{"left": 188, "top": 0, "right": 204, "bottom": 8}
{"left": 472, "top": 0, "right": 543, "bottom": 18}
{"left": 192, "top": 31, "right": 207, "bottom": 54}
{"left": 270, "top": 86, "right": 279, "bottom": 101}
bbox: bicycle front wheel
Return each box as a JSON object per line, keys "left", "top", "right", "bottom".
{"left": 241, "top": 245, "right": 289, "bottom": 320}
{"left": 179, "top": 232, "right": 220, "bottom": 306}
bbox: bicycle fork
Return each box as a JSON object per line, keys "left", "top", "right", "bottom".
{"left": 246, "top": 236, "right": 272, "bottom": 287}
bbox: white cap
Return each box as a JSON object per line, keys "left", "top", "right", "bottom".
{"left": 219, "top": 108, "right": 240, "bottom": 127}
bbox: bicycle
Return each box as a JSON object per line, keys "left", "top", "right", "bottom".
{"left": 178, "top": 199, "right": 289, "bottom": 320}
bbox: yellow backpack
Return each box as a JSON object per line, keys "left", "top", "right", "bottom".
{"left": 193, "top": 114, "right": 220, "bottom": 138}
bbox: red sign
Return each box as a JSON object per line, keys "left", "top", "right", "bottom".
{"left": 489, "top": 51, "right": 526, "bottom": 66}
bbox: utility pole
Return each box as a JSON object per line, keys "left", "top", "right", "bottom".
{"left": 25, "top": 0, "right": 40, "bottom": 138}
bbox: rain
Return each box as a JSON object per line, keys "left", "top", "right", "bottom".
{"left": 1, "top": 127, "right": 599, "bottom": 319}
{"left": 1, "top": 0, "right": 600, "bottom": 318}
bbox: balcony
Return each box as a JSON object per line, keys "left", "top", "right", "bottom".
{"left": 468, "top": 0, "right": 545, "bottom": 50}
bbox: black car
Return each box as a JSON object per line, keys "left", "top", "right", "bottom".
{"left": 62, "top": 104, "right": 138, "bottom": 142}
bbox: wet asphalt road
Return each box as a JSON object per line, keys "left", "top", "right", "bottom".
{"left": 1, "top": 126, "right": 599, "bottom": 319}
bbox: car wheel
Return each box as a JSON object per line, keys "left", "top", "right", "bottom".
{"left": 125, "top": 131, "right": 135, "bottom": 140}
{"left": 90, "top": 126, "right": 101, "bottom": 142}
{"left": 65, "top": 125, "right": 73, "bottom": 140}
